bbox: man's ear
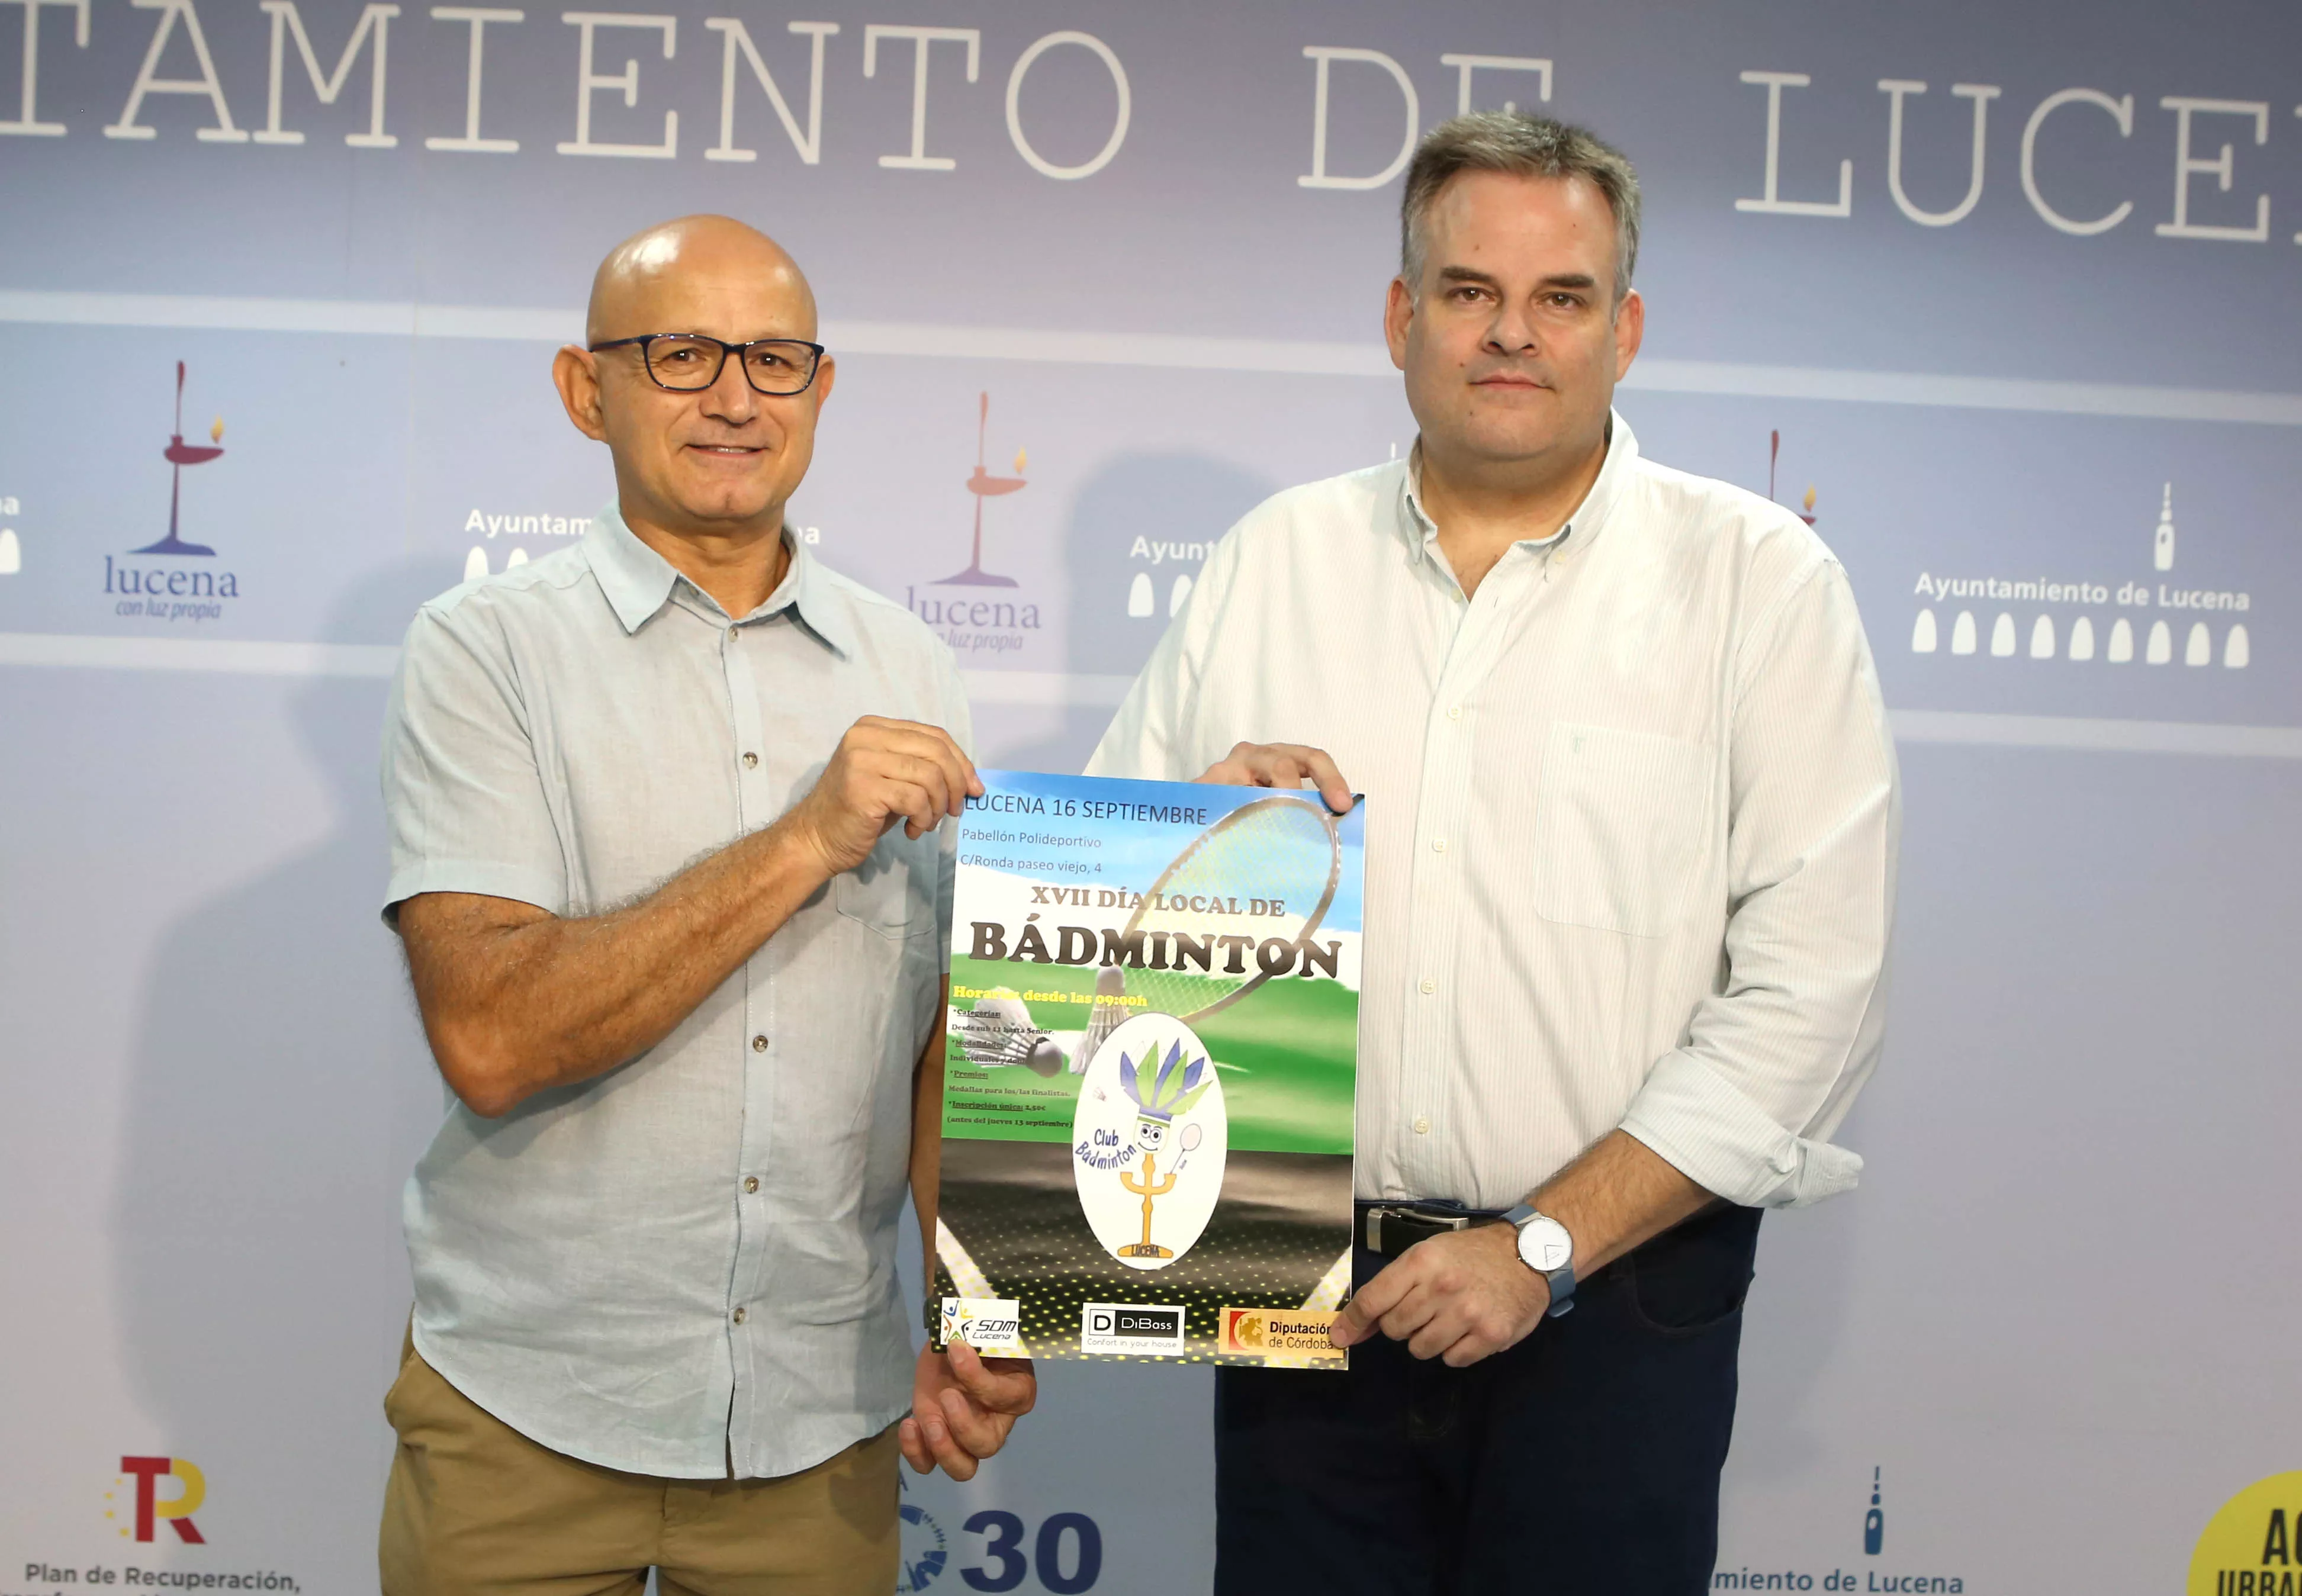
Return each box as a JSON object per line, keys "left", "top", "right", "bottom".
{"left": 1612, "top": 289, "right": 1645, "bottom": 379}
{"left": 552, "top": 346, "right": 607, "bottom": 442}
{"left": 1383, "top": 276, "right": 1415, "bottom": 374}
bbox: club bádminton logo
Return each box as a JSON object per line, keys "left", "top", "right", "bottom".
{"left": 1070, "top": 1013, "right": 1228, "bottom": 1270}
{"left": 102, "top": 362, "right": 242, "bottom": 625}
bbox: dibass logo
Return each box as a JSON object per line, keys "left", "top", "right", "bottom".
{"left": 110, "top": 1456, "right": 206, "bottom": 1544}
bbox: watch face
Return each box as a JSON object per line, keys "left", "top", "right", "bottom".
{"left": 1519, "top": 1217, "right": 1572, "bottom": 1273}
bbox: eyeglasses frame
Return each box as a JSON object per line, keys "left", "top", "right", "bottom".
{"left": 586, "top": 333, "right": 828, "bottom": 396}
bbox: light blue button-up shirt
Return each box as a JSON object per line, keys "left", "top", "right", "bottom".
{"left": 381, "top": 504, "right": 966, "bottom": 1479}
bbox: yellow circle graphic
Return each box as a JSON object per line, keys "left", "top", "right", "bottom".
{"left": 2190, "top": 1472, "right": 2302, "bottom": 1596}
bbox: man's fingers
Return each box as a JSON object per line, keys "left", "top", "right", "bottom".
{"left": 937, "top": 741, "right": 981, "bottom": 809}
{"left": 924, "top": 1416, "right": 980, "bottom": 1481}
{"left": 870, "top": 727, "right": 976, "bottom": 809}
{"left": 852, "top": 762, "right": 946, "bottom": 842}
{"left": 869, "top": 752, "right": 951, "bottom": 822}
{"left": 1332, "top": 1257, "right": 1415, "bottom": 1346}
{"left": 1441, "top": 1333, "right": 1503, "bottom": 1370}
{"left": 1375, "top": 1282, "right": 1438, "bottom": 1344}
{"left": 1197, "top": 743, "right": 1355, "bottom": 810}
{"left": 840, "top": 718, "right": 980, "bottom": 814}
{"left": 1269, "top": 744, "right": 1352, "bottom": 811}
{"left": 857, "top": 719, "right": 975, "bottom": 777}
{"left": 906, "top": 1385, "right": 980, "bottom": 1481}
{"left": 938, "top": 1387, "right": 1017, "bottom": 1459}
{"left": 947, "top": 1342, "right": 1038, "bottom": 1414}
{"left": 1405, "top": 1300, "right": 1474, "bottom": 1362}
{"left": 1300, "top": 748, "right": 1355, "bottom": 813}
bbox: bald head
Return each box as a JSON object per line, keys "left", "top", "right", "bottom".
{"left": 586, "top": 214, "right": 816, "bottom": 345}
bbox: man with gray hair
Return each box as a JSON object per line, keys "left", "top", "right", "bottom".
{"left": 1087, "top": 114, "right": 1898, "bottom": 1591}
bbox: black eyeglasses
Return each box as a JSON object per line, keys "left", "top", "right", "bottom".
{"left": 587, "top": 333, "right": 827, "bottom": 395}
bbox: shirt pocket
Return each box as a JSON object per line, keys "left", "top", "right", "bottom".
{"left": 833, "top": 829, "right": 938, "bottom": 940}
{"left": 1531, "top": 722, "right": 1712, "bottom": 938}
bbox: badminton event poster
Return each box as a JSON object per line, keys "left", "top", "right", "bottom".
{"left": 932, "top": 770, "right": 1365, "bottom": 1369}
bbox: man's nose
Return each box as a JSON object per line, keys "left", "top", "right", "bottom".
{"left": 1484, "top": 301, "right": 1540, "bottom": 356}
{"left": 700, "top": 351, "right": 759, "bottom": 421}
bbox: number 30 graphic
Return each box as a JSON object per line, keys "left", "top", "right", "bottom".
{"left": 960, "top": 1510, "right": 1103, "bottom": 1594}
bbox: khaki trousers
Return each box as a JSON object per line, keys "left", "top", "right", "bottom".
{"left": 379, "top": 1331, "right": 898, "bottom": 1596}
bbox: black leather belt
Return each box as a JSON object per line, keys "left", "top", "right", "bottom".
{"left": 1356, "top": 1201, "right": 1506, "bottom": 1257}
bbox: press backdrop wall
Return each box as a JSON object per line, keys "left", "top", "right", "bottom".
{"left": 3, "top": 1, "right": 2298, "bottom": 1591}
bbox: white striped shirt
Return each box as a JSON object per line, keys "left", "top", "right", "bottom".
{"left": 1085, "top": 414, "right": 1899, "bottom": 1210}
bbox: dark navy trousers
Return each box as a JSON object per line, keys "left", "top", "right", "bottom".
{"left": 1214, "top": 1202, "right": 1762, "bottom": 1596}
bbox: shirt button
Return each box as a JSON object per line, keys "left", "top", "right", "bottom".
{"left": 742, "top": 751, "right": 759, "bottom": 769}
{"left": 1431, "top": 838, "right": 1447, "bottom": 853}
{"left": 1447, "top": 705, "right": 1462, "bottom": 721}
{"left": 752, "top": 1034, "right": 769, "bottom": 1053}
{"left": 731, "top": 1307, "right": 747, "bottom": 1325}
{"left": 1412, "top": 1116, "right": 1431, "bottom": 1135}
{"left": 743, "top": 1176, "right": 760, "bottom": 1194}
{"left": 1419, "top": 977, "right": 1436, "bottom": 995}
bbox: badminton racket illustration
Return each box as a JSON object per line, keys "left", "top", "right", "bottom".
{"left": 1073, "top": 794, "right": 1344, "bottom": 1069}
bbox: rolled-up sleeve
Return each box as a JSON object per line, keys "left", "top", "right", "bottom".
{"left": 1619, "top": 558, "right": 1900, "bottom": 1208}
{"left": 380, "top": 603, "right": 567, "bottom": 923}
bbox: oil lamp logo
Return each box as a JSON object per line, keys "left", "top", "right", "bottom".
{"left": 1769, "top": 430, "right": 1819, "bottom": 529}
{"left": 906, "top": 393, "right": 1042, "bottom": 659}
{"left": 104, "top": 362, "right": 241, "bottom": 622}
{"left": 109, "top": 1456, "right": 207, "bottom": 1544}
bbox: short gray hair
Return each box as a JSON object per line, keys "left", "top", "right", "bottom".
{"left": 1400, "top": 112, "right": 1642, "bottom": 307}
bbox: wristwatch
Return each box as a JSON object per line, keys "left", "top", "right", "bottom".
{"left": 1502, "top": 1203, "right": 1576, "bottom": 1318}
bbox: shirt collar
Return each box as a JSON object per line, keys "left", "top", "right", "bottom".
{"left": 583, "top": 503, "right": 855, "bottom": 656}
{"left": 1396, "top": 408, "right": 1640, "bottom": 568}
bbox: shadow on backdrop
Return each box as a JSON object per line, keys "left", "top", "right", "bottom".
{"left": 996, "top": 451, "right": 1276, "bottom": 776}
{"left": 110, "top": 557, "right": 455, "bottom": 1547}
{"left": 1729, "top": 1111, "right": 1863, "bottom": 1485}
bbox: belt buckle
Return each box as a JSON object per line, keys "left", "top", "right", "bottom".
{"left": 1365, "top": 1204, "right": 1470, "bottom": 1254}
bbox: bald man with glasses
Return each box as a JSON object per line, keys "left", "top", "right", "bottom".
{"left": 375, "top": 214, "right": 1034, "bottom": 1595}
